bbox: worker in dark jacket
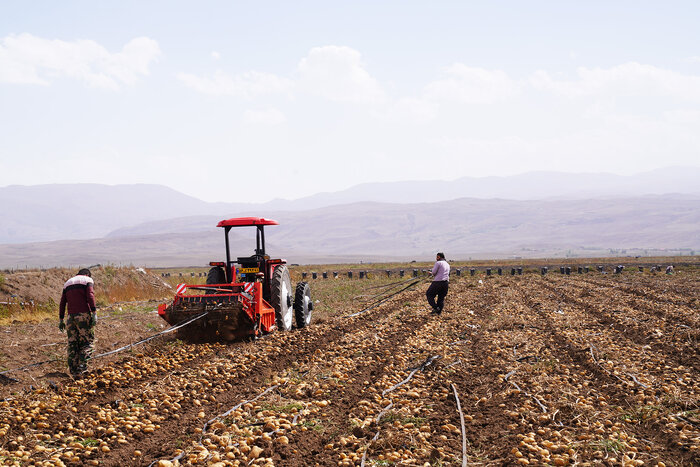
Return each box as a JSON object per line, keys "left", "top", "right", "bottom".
{"left": 427, "top": 252, "right": 450, "bottom": 314}
{"left": 59, "top": 268, "right": 97, "bottom": 376}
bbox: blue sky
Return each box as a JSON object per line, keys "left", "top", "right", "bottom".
{"left": 1, "top": 1, "right": 699, "bottom": 202}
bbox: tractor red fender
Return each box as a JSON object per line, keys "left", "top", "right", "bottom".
{"left": 267, "top": 259, "right": 286, "bottom": 277}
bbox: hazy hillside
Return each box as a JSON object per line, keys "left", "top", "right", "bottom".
{"left": 1, "top": 167, "right": 698, "bottom": 244}
{"left": 109, "top": 195, "right": 700, "bottom": 257}
{"left": 0, "top": 183, "right": 240, "bottom": 244}
{"left": 1, "top": 195, "right": 697, "bottom": 268}
{"left": 276, "top": 166, "right": 700, "bottom": 209}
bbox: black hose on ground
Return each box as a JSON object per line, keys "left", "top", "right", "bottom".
{"left": 345, "top": 278, "right": 428, "bottom": 318}
{"left": 0, "top": 312, "right": 209, "bottom": 378}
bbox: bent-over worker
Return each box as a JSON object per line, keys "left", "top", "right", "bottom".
{"left": 426, "top": 252, "right": 450, "bottom": 314}
{"left": 59, "top": 268, "right": 97, "bottom": 377}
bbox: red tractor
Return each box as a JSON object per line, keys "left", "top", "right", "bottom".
{"left": 158, "top": 217, "right": 312, "bottom": 339}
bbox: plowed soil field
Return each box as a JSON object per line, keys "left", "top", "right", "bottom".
{"left": 1, "top": 270, "right": 698, "bottom": 466}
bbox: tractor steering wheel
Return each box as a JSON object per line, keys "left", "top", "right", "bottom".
{"left": 251, "top": 252, "right": 265, "bottom": 262}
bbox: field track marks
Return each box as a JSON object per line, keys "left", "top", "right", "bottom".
{"left": 554, "top": 275, "right": 700, "bottom": 330}
{"left": 419, "top": 279, "right": 618, "bottom": 464}
{"left": 0, "top": 339, "right": 232, "bottom": 441}
{"left": 272, "top": 294, "right": 432, "bottom": 465}
{"left": 352, "top": 282, "right": 499, "bottom": 465}
{"left": 522, "top": 276, "right": 697, "bottom": 391}
{"left": 135, "top": 287, "right": 431, "bottom": 466}
{"left": 0, "top": 287, "right": 413, "bottom": 466}
{"left": 118, "top": 293, "right": 423, "bottom": 465}
{"left": 2, "top": 274, "right": 698, "bottom": 466}
{"left": 536, "top": 277, "right": 699, "bottom": 371}
{"left": 512, "top": 277, "right": 699, "bottom": 463}
{"left": 576, "top": 274, "right": 699, "bottom": 308}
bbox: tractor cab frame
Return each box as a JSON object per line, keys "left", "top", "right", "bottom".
{"left": 158, "top": 217, "right": 312, "bottom": 339}
{"left": 218, "top": 217, "right": 281, "bottom": 303}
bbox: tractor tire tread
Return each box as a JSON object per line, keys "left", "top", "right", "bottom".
{"left": 294, "top": 281, "right": 312, "bottom": 328}
{"left": 271, "top": 265, "right": 293, "bottom": 331}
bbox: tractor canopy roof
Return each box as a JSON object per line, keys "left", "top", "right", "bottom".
{"left": 216, "top": 217, "right": 279, "bottom": 227}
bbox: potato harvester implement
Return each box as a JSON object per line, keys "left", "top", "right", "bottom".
{"left": 158, "top": 217, "right": 312, "bottom": 339}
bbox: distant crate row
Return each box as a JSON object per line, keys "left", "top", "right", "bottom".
{"left": 297, "top": 264, "right": 676, "bottom": 279}
{"left": 159, "top": 264, "right": 675, "bottom": 279}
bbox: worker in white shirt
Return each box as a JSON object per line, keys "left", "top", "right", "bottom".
{"left": 427, "top": 252, "right": 450, "bottom": 314}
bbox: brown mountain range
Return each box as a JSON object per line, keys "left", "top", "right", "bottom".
{"left": 1, "top": 195, "right": 697, "bottom": 268}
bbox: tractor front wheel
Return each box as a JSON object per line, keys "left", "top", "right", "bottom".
{"left": 270, "top": 265, "right": 293, "bottom": 331}
{"left": 294, "top": 282, "right": 313, "bottom": 328}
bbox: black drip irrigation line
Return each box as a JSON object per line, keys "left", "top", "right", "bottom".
{"left": 0, "top": 312, "right": 209, "bottom": 379}
{"left": 673, "top": 412, "right": 700, "bottom": 428}
{"left": 154, "top": 370, "right": 316, "bottom": 464}
{"left": 360, "top": 355, "right": 439, "bottom": 467}
{"left": 355, "top": 277, "right": 416, "bottom": 303}
{"left": 359, "top": 276, "right": 429, "bottom": 302}
{"left": 345, "top": 278, "right": 428, "bottom": 318}
{"left": 504, "top": 370, "right": 548, "bottom": 413}
{"left": 199, "top": 384, "right": 281, "bottom": 443}
{"left": 91, "top": 312, "right": 208, "bottom": 359}
{"left": 382, "top": 355, "right": 439, "bottom": 396}
{"left": 359, "top": 284, "right": 412, "bottom": 305}
{"left": 0, "top": 358, "right": 61, "bottom": 380}
{"left": 450, "top": 383, "right": 469, "bottom": 467}
{"left": 363, "top": 276, "right": 420, "bottom": 291}
{"left": 3, "top": 275, "right": 423, "bottom": 379}
{"left": 150, "top": 384, "right": 289, "bottom": 466}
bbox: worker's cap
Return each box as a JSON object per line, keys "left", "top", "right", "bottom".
{"left": 78, "top": 268, "right": 91, "bottom": 277}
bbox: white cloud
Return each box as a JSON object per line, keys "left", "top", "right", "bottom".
{"left": 243, "top": 108, "right": 287, "bottom": 125}
{"left": 368, "top": 64, "right": 518, "bottom": 122}
{"left": 0, "top": 33, "right": 160, "bottom": 89}
{"left": 424, "top": 64, "right": 520, "bottom": 103}
{"left": 179, "top": 45, "right": 384, "bottom": 105}
{"left": 177, "top": 70, "right": 292, "bottom": 98}
{"left": 531, "top": 62, "right": 700, "bottom": 101}
{"left": 296, "top": 46, "right": 384, "bottom": 103}
{"left": 211, "top": 51, "right": 221, "bottom": 60}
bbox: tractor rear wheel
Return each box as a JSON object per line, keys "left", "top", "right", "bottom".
{"left": 294, "top": 282, "right": 313, "bottom": 328}
{"left": 270, "top": 265, "right": 293, "bottom": 331}
{"left": 206, "top": 266, "right": 226, "bottom": 294}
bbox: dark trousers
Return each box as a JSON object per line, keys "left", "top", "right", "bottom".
{"left": 426, "top": 280, "right": 449, "bottom": 311}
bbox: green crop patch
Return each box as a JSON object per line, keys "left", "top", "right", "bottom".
{"left": 261, "top": 402, "right": 304, "bottom": 413}
{"left": 591, "top": 438, "right": 625, "bottom": 454}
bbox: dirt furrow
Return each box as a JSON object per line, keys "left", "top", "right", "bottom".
{"left": 512, "top": 277, "right": 699, "bottom": 464}
{"left": 536, "top": 278, "right": 699, "bottom": 371}
{"left": 578, "top": 273, "right": 700, "bottom": 306}
{"left": 0, "top": 288, "right": 409, "bottom": 465}
{"left": 134, "top": 287, "right": 432, "bottom": 466}
{"left": 1, "top": 270, "right": 697, "bottom": 466}
{"left": 552, "top": 274, "right": 700, "bottom": 331}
